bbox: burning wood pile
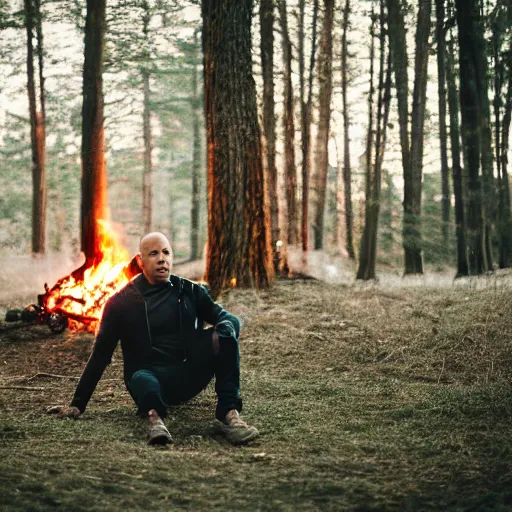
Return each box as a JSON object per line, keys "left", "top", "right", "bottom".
{"left": 5, "top": 221, "right": 141, "bottom": 333}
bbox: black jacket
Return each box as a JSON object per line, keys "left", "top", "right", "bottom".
{"left": 70, "top": 274, "right": 238, "bottom": 413}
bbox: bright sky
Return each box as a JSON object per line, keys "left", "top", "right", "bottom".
{"left": 1, "top": 0, "right": 510, "bottom": 197}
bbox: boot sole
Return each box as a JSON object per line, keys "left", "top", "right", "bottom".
{"left": 221, "top": 426, "right": 260, "bottom": 445}
{"left": 147, "top": 433, "right": 173, "bottom": 446}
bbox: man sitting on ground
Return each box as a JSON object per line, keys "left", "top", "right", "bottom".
{"left": 52, "top": 232, "right": 259, "bottom": 445}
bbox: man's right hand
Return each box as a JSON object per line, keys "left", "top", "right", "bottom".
{"left": 46, "top": 405, "right": 81, "bottom": 418}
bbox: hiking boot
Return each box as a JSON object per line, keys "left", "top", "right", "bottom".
{"left": 219, "top": 410, "right": 259, "bottom": 445}
{"left": 147, "top": 418, "right": 173, "bottom": 446}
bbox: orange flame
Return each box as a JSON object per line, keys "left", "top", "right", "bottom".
{"left": 230, "top": 277, "right": 237, "bottom": 287}
{"left": 43, "top": 220, "right": 131, "bottom": 331}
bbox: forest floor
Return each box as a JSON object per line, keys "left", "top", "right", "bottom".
{"left": 1, "top": 255, "right": 512, "bottom": 511}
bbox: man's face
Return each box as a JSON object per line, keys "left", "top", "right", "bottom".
{"left": 136, "top": 233, "right": 173, "bottom": 285}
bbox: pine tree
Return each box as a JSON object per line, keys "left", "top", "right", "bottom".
{"left": 202, "top": 0, "right": 274, "bottom": 295}
{"left": 81, "top": 0, "right": 107, "bottom": 266}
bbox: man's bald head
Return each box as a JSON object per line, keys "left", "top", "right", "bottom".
{"left": 136, "top": 232, "right": 173, "bottom": 285}
{"left": 139, "top": 232, "right": 170, "bottom": 253}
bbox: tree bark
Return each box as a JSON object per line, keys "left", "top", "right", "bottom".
{"left": 446, "top": 22, "right": 469, "bottom": 276}
{"left": 333, "top": 138, "right": 345, "bottom": 252}
{"left": 386, "top": 0, "right": 410, "bottom": 191}
{"left": 406, "top": 0, "right": 431, "bottom": 275}
{"left": 357, "top": 1, "right": 391, "bottom": 280}
{"left": 311, "top": 0, "right": 335, "bottom": 250}
{"left": 81, "top": 0, "right": 107, "bottom": 265}
{"left": 455, "top": 0, "right": 486, "bottom": 274}
{"left": 356, "top": 5, "right": 376, "bottom": 280}
{"left": 34, "top": 0, "right": 45, "bottom": 121}
{"left": 479, "top": 24, "right": 495, "bottom": 271}
{"left": 142, "top": 1, "right": 153, "bottom": 234}
{"left": 497, "top": 41, "right": 512, "bottom": 268}
{"left": 260, "top": 0, "right": 280, "bottom": 269}
{"left": 341, "top": 0, "right": 355, "bottom": 259}
{"left": 435, "top": 0, "right": 450, "bottom": 246}
{"left": 25, "top": 0, "right": 46, "bottom": 255}
{"left": 501, "top": 69, "right": 512, "bottom": 213}
{"left": 277, "top": 0, "right": 298, "bottom": 246}
{"left": 190, "top": 29, "right": 201, "bottom": 261}
{"left": 370, "top": 52, "right": 392, "bottom": 277}
{"left": 141, "top": 72, "right": 152, "bottom": 234}
{"left": 202, "top": 0, "right": 274, "bottom": 296}
{"left": 388, "top": 0, "right": 431, "bottom": 275}
{"left": 299, "top": 0, "right": 320, "bottom": 252}
{"left": 386, "top": 0, "right": 416, "bottom": 272}
{"left": 492, "top": 23, "right": 503, "bottom": 203}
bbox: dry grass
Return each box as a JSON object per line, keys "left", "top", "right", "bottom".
{"left": 1, "top": 258, "right": 512, "bottom": 510}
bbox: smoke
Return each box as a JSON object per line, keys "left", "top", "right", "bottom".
{"left": 0, "top": 252, "right": 83, "bottom": 314}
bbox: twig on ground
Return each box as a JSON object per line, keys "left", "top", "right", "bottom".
{"left": 1, "top": 373, "right": 80, "bottom": 384}
{"left": 1, "top": 375, "right": 28, "bottom": 382}
{"left": 378, "top": 350, "right": 396, "bottom": 363}
{"left": 2, "top": 373, "right": 120, "bottom": 386}
{"left": 26, "top": 372, "right": 80, "bottom": 382}
{"left": 0, "top": 385, "right": 51, "bottom": 391}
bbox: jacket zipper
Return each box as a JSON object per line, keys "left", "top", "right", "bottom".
{"left": 144, "top": 301, "right": 152, "bottom": 345}
{"left": 178, "top": 278, "right": 186, "bottom": 361}
{"left": 130, "top": 282, "right": 152, "bottom": 346}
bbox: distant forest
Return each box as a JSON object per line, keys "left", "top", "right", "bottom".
{"left": 1, "top": 0, "right": 511, "bottom": 293}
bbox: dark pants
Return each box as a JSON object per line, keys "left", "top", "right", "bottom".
{"left": 127, "top": 325, "right": 242, "bottom": 422}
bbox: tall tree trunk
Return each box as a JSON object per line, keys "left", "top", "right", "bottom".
{"left": 356, "top": 5, "right": 376, "bottom": 280}
{"left": 34, "top": 0, "right": 45, "bottom": 121}
{"left": 493, "top": 26, "right": 503, "bottom": 204}
{"left": 357, "top": 1, "right": 391, "bottom": 280}
{"left": 502, "top": 70, "right": 512, "bottom": 213}
{"left": 169, "top": 168, "right": 176, "bottom": 246}
{"left": 25, "top": 0, "right": 46, "bottom": 255}
{"left": 446, "top": 22, "right": 469, "bottom": 276}
{"left": 455, "top": 0, "right": 486, "bottom": 274}
{"left": 341, "top": 0, "right": 355, "bottom": 259}
{"left": 369, "top": 53, "right": 392, "bottom": 276}
{"left": 311, "top": 0, "right": 335, "bottom": 250}
{"left": 333, "top": 138, "right": 345, "bottom": 252}
{"left": 386, "top": 0, "right": 410, "bottom": 184}
{"left": 386, "top": 0, "right": 413, "bottom": 272}
{"left": 81, "top": 0, "right": 107, "bottom": 265}
{"left": 190, "top": 29, "right": 201, "bottom": 261}
{"left": 299, "top": 0, "right": 320, "bottom": 252}
{"left": 491, "top": 12, "right": 512, "bottom": 269}
{"left": 260, "top": 0, "right": 280, "bottom": 269}
{"left": 142, "top": 74, "right": 152, "bottom": 234}
{"left": 498, "top": 55, "right": 512, "bottom": 267}
{"left": 435, "top": 0, "right": 450, "bottom": 246}
{"left": 278, "top": 0, "right": 298, "bottom": 246}
{"left": 142, "top": 1, "right": 152, "bottom": 234}
{"left": 479, "top": 27, "right": 495, "bottom": 271}
{"left": 406, "top": 0, "right": 431, "bottom": 274}
{"left": 493, "top": 23, "right": 504, "bottom": 268}
{"left": 202, "top": 0, "right": 274, "bottom": 296}
{"left": 34, "top": 0, "right": 46, "bottom": 254}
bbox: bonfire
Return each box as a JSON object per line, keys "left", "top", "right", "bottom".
{"left": 36, "top": 221, "right": 140, "bottom": 332}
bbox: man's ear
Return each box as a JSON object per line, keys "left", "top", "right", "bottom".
{"left": 135, "top": 253, "right": 143, "bottom": 268}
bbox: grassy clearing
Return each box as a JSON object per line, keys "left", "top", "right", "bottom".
{"left": 1, "top": 274, "right": 512, "bottom": 511}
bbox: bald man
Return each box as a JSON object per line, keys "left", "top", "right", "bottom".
{"left": 57, "top": 232, "right": 259, "bottom": 445}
